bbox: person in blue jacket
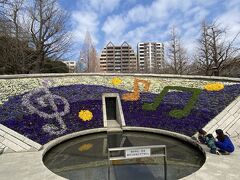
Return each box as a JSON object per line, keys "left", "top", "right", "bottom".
{"left": 215, "top": 129, "right": 234, "bottom": 154}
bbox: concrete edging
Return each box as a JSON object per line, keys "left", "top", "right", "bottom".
{"left": 42, "top": 126, "right": 205, "bottom": 157}
{"left": 0, "top": 73, "right": 240, "bottom": 82}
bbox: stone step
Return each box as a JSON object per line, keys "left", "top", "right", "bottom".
{"left": 107, "top": 128, "right": 123, "bottom": 133}
{"left": 107, "top": 120, "right": 121, "bottom": 128}
{"left": 224, "top": 114, "right": 240, "bottom": 132}
{"left": 0, "top": 124, "right": 42, "bottom": 153}
{"left": 226, "top": 118, "right": 240, "bottom": 136}
{"left": 204, "top": 95, "right": 240, "bottom": 138}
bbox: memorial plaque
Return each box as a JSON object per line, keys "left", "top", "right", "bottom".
{"left": 125, "top": 148, "right": 151, "bottom": 158}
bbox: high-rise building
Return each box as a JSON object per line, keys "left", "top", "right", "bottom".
{"left": 137, "top": 42, "right": 164, "bottom": 73}
{"left": 99, "top": 42, "right": 137, "bottom": 73}
{"left": 62, "top": 61, "right": 76, "bottom": 73}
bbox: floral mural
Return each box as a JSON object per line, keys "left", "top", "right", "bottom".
{"left": 122, "top": 78, "right": 150, "bottom": 101}
{"left": 204, "top": 82, "right": 224, "bottom": 91}
{"left": 111, "top": 77, "right": 123, "bottom": 86}
{"left": 78, "top": 110, "right": 93, "bottom": 121}
{"left": 0, "top": 76, "right": 240, "bottom": 145}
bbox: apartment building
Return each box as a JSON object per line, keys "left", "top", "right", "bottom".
{"left": 137, "top": 42, "right": 164, "bottom": 73}
{"left": 62, "top": 61, "right": 76, "bottom": 73}
{"left": 99, "top": 42, "right": 137, "bottom": 73}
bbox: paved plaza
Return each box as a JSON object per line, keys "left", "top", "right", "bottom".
{"left": 0, "top": 134, "right": 239, "bottom": 180}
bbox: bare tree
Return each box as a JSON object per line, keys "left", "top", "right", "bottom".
{"left": 0, "top": 0, "right": 34, "bottom": 74}
{"left": 77, "top": 31, "right": 99, "bottom": 73}
{"left": 88, "top": 46, "right": 99, "bottom": 72}
{"left": 1, "top": 0, "right": 71, "bottom": 74}
{"left": 0, "top": 0, "right": 8, "bottom": 8}
{"left": 0, "top": 0, "right": 8, "bottom": 3}
{"left": 167, "top": 27, "right": 189, "bottom": 75}
{"left": 196, "top": 21, "right": 240, "bottom": 76}
{"left": 209, "top": 24, "right": 239, "bottom": 76}
{"left": 27, "top": 0, "right": 71, "bottom": 72}
{"left": 196, "top": 21, "right": 212, "bottom": 75}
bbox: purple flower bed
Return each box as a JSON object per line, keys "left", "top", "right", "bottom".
{"left": 122, "top": 101, "right": 213, "bottom": 136}
{"left": 0, "top": 84, "right": 240, "bottom": 144}
{"left": 0, "top": 85, "right": 127, "bottom": 144}
{"left": 2, "top": 100, "right": 103, "bottom": 144}
{"left": 123, "top": 84, "right": 240, "bottom": 136}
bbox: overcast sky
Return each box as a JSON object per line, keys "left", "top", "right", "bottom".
{"left": 59, "top": 0, "right": 240, "bottom": 60}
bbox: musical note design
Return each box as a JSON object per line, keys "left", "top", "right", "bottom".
{"left": 122, "top": 78, "right": 150, "bottom": 101}
{"left": 142, "top": 86, "right": 202, "bottom": 119}
{"left": 22, "top": 86, "right": 70, "bottom": 135}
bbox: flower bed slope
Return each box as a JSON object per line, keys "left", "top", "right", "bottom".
{"left": 0, "top": 83, "right": 239, "bottom": 144}
{"left": 0, "top": 85, "right": 127, "bottom": 144}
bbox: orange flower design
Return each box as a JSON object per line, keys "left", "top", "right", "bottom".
{"left": 122, "top": 78, "right": 150, "bottom": 101}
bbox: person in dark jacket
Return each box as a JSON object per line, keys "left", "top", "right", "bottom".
{"left": 197, "top": 129, "right": 207, "bottom": 144}
{"left": 206, "top": 134, "right": 220, "bottom": 154}
{"left": 215, "top": 129, "right": 234, "bottom": 154}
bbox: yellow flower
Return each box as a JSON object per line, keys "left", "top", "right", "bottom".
{"left": 78, "top": 143, "right": 93, "bottom": 152}
{"left": 111, "top": 77, "right": 122, "bottom": 86}
{"left": 78, "top": 110, "right": 93, "bottom": 121}
{"left": 204, "top": 83, "right": 224, "bottom": 91}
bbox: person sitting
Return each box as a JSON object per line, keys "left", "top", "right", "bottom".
{"left": 205, "top": 134, "right": 220, "bottom": 154}
{"left": 215, "top": 129, "right": 234, "bottom": 154}
{"left": 197, "top": 129, "right": 207, "bottom": 144}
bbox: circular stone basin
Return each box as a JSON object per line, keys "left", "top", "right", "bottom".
{"left": 43, "top": 132, "right": 205, "bottom": 180}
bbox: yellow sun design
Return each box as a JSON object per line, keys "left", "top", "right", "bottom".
{"left": 78, "top": 110, "right": 93, "bottom": 121}
{"left": 204, "top": 83, "right": 224, "bottom": 91}
{"left": 111, "top": 77, "right": 122, "bottom": 86}
{"left": 78, "top": 143, "right": 93, "bottom": 152}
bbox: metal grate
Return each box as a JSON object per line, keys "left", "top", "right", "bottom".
{"left": 107, "top": 145, "right": 167, "bottom": 180}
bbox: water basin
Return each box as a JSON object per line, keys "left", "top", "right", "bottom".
{"left": 43, "top": 132, "right": 205, "bottom": 180}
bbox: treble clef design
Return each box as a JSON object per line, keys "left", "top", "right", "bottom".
{"left": 22, "top": 87, "right": 70, "bottom": 135}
